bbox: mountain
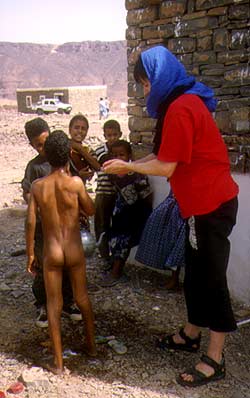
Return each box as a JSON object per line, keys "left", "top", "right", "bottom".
{"left": 0, "top": 41, "right": 128, "bottom": 106}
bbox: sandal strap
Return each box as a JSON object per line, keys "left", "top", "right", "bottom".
{"left": 179, "top": 328, "right": 201, "bottom": 346}
{"left": 201, "top": 354, "right": 225, "bottom": 373}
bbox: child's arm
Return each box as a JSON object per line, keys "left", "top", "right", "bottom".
{"left": 75, "top": 177, "right": 95, "bottom": 217}
{"left": 70, "top": 141, "right": 100, "bottom": 171}
{"left": 25, "top": 188, "right": 38, "bottom": 274}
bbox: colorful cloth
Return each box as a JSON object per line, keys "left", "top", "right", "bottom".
{"left": 141, "top": 45, "right": 217, "bottom": 118}
{"left": 109, "top": 173, "right": 152, "bottom": 261}
{"left": 135, "top": 191, "right": 186, "bottom": 271}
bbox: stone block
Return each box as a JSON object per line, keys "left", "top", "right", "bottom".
{"left": 127, "top": 46, "right": 143, "bottom": 65}
{"left": 196, "top": 0, "right": 233, "bottom": 10}
{"left": 127, "top": 7, "right": 157, "bottom": 25}
{"left": 217, "top": 50, "right": 249, "bottom": 64}
{"left": 214, "top": 87, "right": 239, "bottom": 96}
{"left": 229, "top": 4, "right": 250, "bottom": 20}
{"left": 160, "top": 1, "right": 186, "bottom": 18}
{"left": 200, "top": 64, "right": 224, "bottom": 76}
{"left": 182, "top": 11, "right": 206, "bottom": 20}
{"left": 240, "top": 86, "right": 250, "bottom": 97}
{"left": 231, "top": 29, "right": 250, "bottom": 50}
{"left": 215, "top": 110, "right": 231, "bottom": 133}
{"left": 168, "top": 38, "right": 196, "bottom": 53}
{"left": 129, "top": 116, "right": 156, "bottom": 132}
{"left": 142, "top": 24, "right": 174, "bottom": 40}
{"left": 199, "top": 75, "right": 222, "bottom": 87}
{"left": 207, "top": 6, "right": 227, "bottom": 16}
{"left": 128, "top": 82, "right": 144, "bottom": 98}
{"left": 224, "top": 65, "right": 250, "bottom": 84}
{"left": 127, "top": 104, "right": 147, "bottom": 117}
{"left": 125, "top": 0, "right": 146, "bottom": 10}
{"left": 193, "top": 51, "right": 216, "bottom": 64}
{"left": 129, "top": 131, "right": 142, "bottom": 144}
{"left": 213, "top": 28, "right": 229, "bottom": 50}
{"left": 140, "top": 131, "right": 155, "bottom": 144}
{"left": 176, "top": 53, "right": 193, "bottom": 65}
{"left": 126, "top": 27, "right": 142, "bottom": 40}
{"left": 132, "top": 143, "right": 153, "bottom": 159}
{"left": 177, "top": 17, "right": 218, "bottom": 35}
{"left": 197, "top": 35, "right": 212, "bottom": 51}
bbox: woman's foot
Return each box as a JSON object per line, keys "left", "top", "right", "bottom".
{"left": 177, "top": 354, "right": 225, "bottom": 387}
{"left": 157, "top": 327, "right": 201, "bottom": 352}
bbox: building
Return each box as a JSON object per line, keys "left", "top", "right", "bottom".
{"left": 16, "top": 85, "right": 107, "bottom": 114}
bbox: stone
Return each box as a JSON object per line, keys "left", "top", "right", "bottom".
{"left": 20, "top": 367, "right": 50, "bottom": 389}
{"left": 160, "top": 1, "right": 186, "bottom": 18}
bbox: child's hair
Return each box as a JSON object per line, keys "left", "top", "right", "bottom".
{"left": 69, "top": 114, "right": 89, "bottom": 130}
{"left": 103, "top": 119, "right": 121, "bottom": 133}
{"left": 44, "top": 130, "right": 71, "bottom": 168}
{"left": 25, "top": 117, "right": 50, "bottom": 142}
{"left": 110, "top": 139, "right": 132, "bottom": 157}
{"left": 134, "top": 55, "right": 148, "bottom": 83}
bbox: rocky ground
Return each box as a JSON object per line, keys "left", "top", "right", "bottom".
{"left": 0, "top": 109, "right": 250, "bottom": 398}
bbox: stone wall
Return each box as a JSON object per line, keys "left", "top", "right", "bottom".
{"left": 125, "top": 0, "right": 250, "bottom": 171}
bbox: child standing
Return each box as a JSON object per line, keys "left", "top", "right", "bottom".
{"left": 69, "top": 114, "right": 100, "bottom": 182}
{"left": 22, "top": 118, "right": 79, "bottom": 328}
{"left": 94, "top": 120, "right": 122, "bottom": 267}
{"left": 101, "top": 140, "right": 152, "bottom": 287}
{"left": 26, "top": 130, "right": 97, "bottom": 375}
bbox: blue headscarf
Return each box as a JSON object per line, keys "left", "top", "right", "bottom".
{"left": 141, "top": 46, "right": 217, "bottom": 118}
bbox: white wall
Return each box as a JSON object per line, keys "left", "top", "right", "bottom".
{"left": 228, "top": 173, "right": 250, "bottom": 304}
{"left": 129, "top": 174, "right": 250, "bottom": 305}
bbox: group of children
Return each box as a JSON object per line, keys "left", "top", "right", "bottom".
{"left": 22, "top": 114, "right": 155, "bottom": 373}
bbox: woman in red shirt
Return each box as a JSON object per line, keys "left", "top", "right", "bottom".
{"left": 103, "top": 45, "right": 238, "bottom": 387}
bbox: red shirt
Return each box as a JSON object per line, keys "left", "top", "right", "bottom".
{"left": 157, "top": 94, "right": 239, "bottom": 218}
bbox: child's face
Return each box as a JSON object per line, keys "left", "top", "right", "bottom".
{"left": 104, "top": 128, "right": 121, "bottom": 146}
{"left": 111, "top": 146, "right": 130, "bottom": 162}
{"left": 69, "top": 119, "right": 88, "bottom": 143}
{"left": 30, "top": 131, "right": 49, "bottom": 157}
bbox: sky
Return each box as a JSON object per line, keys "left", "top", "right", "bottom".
{"left": 0, "top": 0, "right": 127, "bottom": 44}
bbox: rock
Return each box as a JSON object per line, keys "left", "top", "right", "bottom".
{"left": 0, "top": 282, "right": 11, "bottom": 291}
{"left": 20, "top": 367, "right": 50, "bottom": 389}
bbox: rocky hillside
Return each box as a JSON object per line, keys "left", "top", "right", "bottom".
{"left": 0, "top": 41, "right": 127, "bottom": 105}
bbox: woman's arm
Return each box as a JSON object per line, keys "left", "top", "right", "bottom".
{"left": 134, "top": 153, "right": 156, "bottom": 164}
{"left": 103, "top": 158, "right": 177, "bottom": 179}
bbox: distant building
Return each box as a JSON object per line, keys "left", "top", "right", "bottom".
{"left": 16, "top": 85, "right": 107, "bottom": 114}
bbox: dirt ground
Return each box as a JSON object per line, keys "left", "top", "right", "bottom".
{"left": 0, "top": 109, "right": 250, "bottom": 398}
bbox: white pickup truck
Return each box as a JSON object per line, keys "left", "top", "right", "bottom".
{"left": 32, "top": 98, "right": 72, "bottom": 115}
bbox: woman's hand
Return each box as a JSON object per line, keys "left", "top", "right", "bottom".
{"left": 103, "top": 159, "right": 131, "bottom": 175}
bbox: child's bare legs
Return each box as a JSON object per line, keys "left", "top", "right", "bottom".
{"left": 69, "top": 263, "right": 96, "bottom": 356}
{"left": 43, "top": 266, "right": 64, "bottom": 374}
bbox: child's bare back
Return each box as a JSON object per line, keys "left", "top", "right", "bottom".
{"left": 32, "top": 170, "right": 91, "bottom": 269}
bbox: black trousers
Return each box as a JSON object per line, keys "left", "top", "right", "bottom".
{"left": 184, "top": 197, "right": 238, "bottom": 333}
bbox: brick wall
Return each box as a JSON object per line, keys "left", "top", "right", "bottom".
{"left": 126, "top": 0, "right": 250, "bottom": 172}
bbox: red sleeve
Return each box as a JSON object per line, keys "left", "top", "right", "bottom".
{"left": 157, "top": 105, "right": 195, "bottom": 164}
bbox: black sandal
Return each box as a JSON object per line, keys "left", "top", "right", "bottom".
{"left": 177, "top": 353, "right": 226, "bottom": 387}
{"left": 156, "top": 327, "right": 201, "bottom": 353}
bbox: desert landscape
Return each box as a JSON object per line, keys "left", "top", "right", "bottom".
{"left": 0, "top": 107, "right": 250, "bottom": 398}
